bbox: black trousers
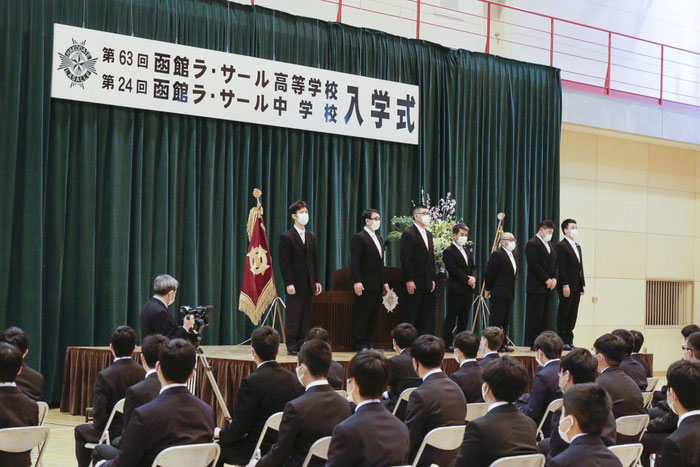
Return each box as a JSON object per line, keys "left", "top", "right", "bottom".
{"left": 641, "top": 432, "right": 668, "bottom": 467}
{"left": 285, "top": 290, "right": 312, "bottom": 351}
{"left": 488, "top": 294, "right": 512, "bottom": 331}
{"left": 354, "top": 289, "right": 382, "bottom": 350}
{"left": 403, "top": 288, "right": 436, "bottom": 335}
{"left": 74, "top": 423, "right": 101, "bottom": 467}
{"left": 556, "top": 289, "right": 581, "bottom": 345}
{"left": 443, "top": 290, "right": 473, "bottom": 344}
{"left": 92, "top": 443, "right": 120, "bottom": 465}
{"left": 525, "top": 292, "right": 551, "bottom": 347}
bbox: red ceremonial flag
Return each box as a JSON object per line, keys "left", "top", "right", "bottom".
{"left": 238, "top": 191, "right": 277, "bottom": 325}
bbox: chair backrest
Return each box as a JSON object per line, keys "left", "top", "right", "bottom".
{"left": 465, "top": 402, "right": 490, "bottom": 422}
{"left": 641, "top": 392, "right": 653, "bottom": 408}
{"left": 98, "top": 398, "right": 125, "bottom": 445}
{"left": 610, "top": 443, "right": 643, "bottom": 467}
{"left": 252, "top": 411, "right": 284, "bottom": 454}
{"left": 411, "top": 425, "right": 466, "bottom": 467}
{"left": 150, "top": 443, "right": 220, "bottom": 467}
{"left": 536, "top": 398, "right": 563, "bottom": 439}
{"left": 37, "top": 401, "right": 49, "bottom": 425}
{"left": 489, "top": 453, "right": 546, "bottom": 467}
{"left": 392, "top": 387, "right": 418, "bottom": 416}
{"left": 646, "top": 377, "right": 659, "bottom": 392}
{"left": 615, "top": 415, "right": 650, "bottom": 441}
{"left": 0, "top": 426, "right": 51, "bottom": 466}
{"left": 301, "top": 436, "right": 332, "bottom": 467}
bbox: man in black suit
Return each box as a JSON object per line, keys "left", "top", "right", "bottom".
{"left": 327, "top": 350, "right": 410, "bottom": 466}
{"left": 630, "top": 330, "right": 652, "bottom": 377}
{"left": 656, "top": 359, "right": 700, "bottom": 467}
{"left": 478, "top": 327, "right": 503, "bottom": 367}
{"left": 279, "top": 200, "right": 322, "bottom": 355}
{"left": 516, "top": 331, "right": 563, "bottom": 437}
{"left": 92, "top": 334, "right": 169, "bottom": 464}
{"left": 450, "top": 331, "right": 483, "bottom": 402}
{"left": 256, "top": 339, "right": 351, "bottom": 467}
{"left": 1, "top": 327, "right": 43, "bottom": 401}
{"left": 454, "top": 356, "right": 539, "bottom": 467}
{"left": 593, "top": 333, "right": 644, "bottom": 420}
{"left": 484, "top": 232, "right": 517, "bottom": 332}
{"left": 384, "top": 323, "right": 420, "bottom": 414}
{"left": 548, "top": 383, "right": 622, "bottom": 467}
{"left": 75, "top": 326, "right": 146, "bottom": 467}
{"left": 525, "top": 220, "right": 558, "bottom": 348}
{"left": 138, "top": 274, "right": 194, "bottom": 341}
{"left": 306, "top": 327, "right": 344, "bottom": 390}
{"left": 351, "top": 209, "right": 389, "bottom": 350}
{"left": 216, "top": 327, "right": 303, "bottom": 466}
{"left": 442, "top": 224, "right": 477, "bottom": 346}
{"left": 555, "top": 219, "right": 585, "bottom": 349}
{"left": 405, "top": 335, "right": 466, "bottom": 466}
{"left": 95, "top": 339, "right": 215, "bottom": 467}
{"left": 400, "top": 204, "right": 436, "bottom": 335}
{"left": 612, "top": 329, "right": 648, "bottom": 391}
{"left": 0, "top": 342, "right": 39, "bottom": 467}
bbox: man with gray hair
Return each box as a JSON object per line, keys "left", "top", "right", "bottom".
{"left": 139, "top": 274, "right": 194, "bottom": 341}
{"left": 484, "top": 232, "right": 518, "bottom": 338}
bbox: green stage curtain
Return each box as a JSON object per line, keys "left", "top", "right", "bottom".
{"left": 0, "top": 0, "right": 560, "bottom": 403}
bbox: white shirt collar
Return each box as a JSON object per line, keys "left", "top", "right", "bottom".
{"left": 452, "top": 241, "right": 463, "bottom": 250}
{"left": 544, "top": 358, "right": 560, "bottom": 367}
{"left": 570, "top": 433, "right": 586, "bottom": 443}
{"left": 601, "top": 366, "right": 611, "bottom": 374}
{"left": 422, "top": 368, "right": 443, "bottom": 380}
{"left": 355, "top": 399, "right": 381, "bottom": 410}
{"left": 145, "top": 369, "right": 157, "bottom": 378}
{"left": 678, "top": 410, "right": 700, "bottom": 427}
{"left": 257, "top": 360, "right": 275, "bottom": 369}
{"left": 159, "top": 383, "right": 187, "bottom": 394}
{"left": 294, "top": 224, "right": 305, "bottom": 235}
{"left": 0, "top": 382, "right": 17, "bottom": 387}
{"left": 414, "top": 222, "right": 426, "bottom": 234}
{"left": 114, "top": 356, "right": 132, "bottom": 362}
{"left": 502, "top": 246, "right": 514, "bottom": 257}
{"left": 460, "top": 358, "right": 477, "bottom": 367}
{"left": 153, "top": 295, "right": 168, "bottom": 307}
{"left": 487, "top": 401, "right": 509, "bottom": 412}
{"left": 305, "top": 379, "right": 329, "bottom": 391}
{"left": 565, "top": 236, "right": 577, "bottom": 248}
{"left": 484, "top": 351, "right": 499, "bottom": 357}
{"left": 364, "top": 226, "right": 376, "bottom": 237}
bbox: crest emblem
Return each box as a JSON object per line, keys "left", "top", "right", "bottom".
{"left": 57, "top": 39, "right": 98, "bottom": 88}
{"left": 247, "top": 246, "right": 270, "bottom": 276}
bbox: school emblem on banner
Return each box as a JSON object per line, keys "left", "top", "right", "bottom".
{"left": 57, "top": 39, "right": 98, "bottom": 88}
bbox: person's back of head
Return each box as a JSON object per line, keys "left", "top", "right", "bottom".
{"left": 251, "top": 326, "right": 281, "bottom": 362}
{"left": 141, "top": 334, "right": 169, "bottom": 369}
{"left": 348, "top": 350, "right": 389, "bottom": 400}
{"left": 411, "top": 335, "right": 445, "bottom": 371}
{"left": 111, "top": 325, "right": 137, "bottom": 358}
{"left": 298, "top": 339, "right": 332, "bottom": 379}
{"left": 392, "top": 323, "right": 417, "bottom": 351}
{"left": 306, "top": 327, "right": 330, "bottom": 343}
{"left": 481, "top": 327, "right": 504, "bottom": 352}
{"left": 611, "top": 329, "right": 635, "bottom": 356}
{"left": 0, "top": 327, "right": 29, "bottom": 357}
{"left": 666, "top": 359, "right": 700, "bottom": 414}
{"left": 686, "top": 332, "right": 700, "bottom": 361}
{"left": 157, "top": 339, "right": 196, "bottom": 385}
{"left": 560, "top": 383, "right": 612, "bottom": 438}
{"left": 534, "top": 331, "right": 564, "bottom": 360}
{"left": 560, "top": 348, "right": 598, "bottom": 389}
{"left": 681, "top": 324, "right": 700, "bottom": 340}
{"left": 482, "top": 356, "right": 529, "bottom": 403}
{"left": 0, "top": 342, "right": 23, "bottom": 383}
{"left": 629, "top": 330, "right": 644, "bottom": 353}
{"left": 593, "top": 333, "right": 625, "bottom": 368}
{"left": 454, "top": 331, "right": 480, "bottom": 359}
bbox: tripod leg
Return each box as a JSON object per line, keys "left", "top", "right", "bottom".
{"left": 275, "top": 300, "right": 287, "bottom": 344}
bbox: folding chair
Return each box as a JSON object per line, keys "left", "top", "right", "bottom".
{"left": 489, "top": 453, "right": 545, "bottom": 467}
{"left": 616, "top": 415, "right": 650, "bottom": 443}
{"left": 536, "top": 398, "right": 563, "bottom": 440}
{"left": 641, "top": 392, "right": 653, "bottom": 408}
{"left": 411, "top": 425, "right": 465, "bottom": 467}
{"left": 465, "top": 402, "right": 490, "bottom": 422}
{"left": 85, "top": 398, "right": 125, "bottom": 449}
{"left": 646, "top": 377, "right": 659, "bottom": 392}
{"left": 37, "top": 402, "right": 49, "bottom": 425}
{"left": 609, "top": 443, "right": 643, "bottom": 467}
{"left": 0, "top": 426, "right": 51, "bottom": 467}
{"left": 150, "top": 443, "right": 220, "bottom": 467}
{"left": 392, "top": 387, "right": 418, "bottom": 417}
{"left": 301, "top": 436, "right": 332, "bottom": 467}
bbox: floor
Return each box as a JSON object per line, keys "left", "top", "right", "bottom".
{"left": 43, "top": 408, "right": 82, "bottom": 467}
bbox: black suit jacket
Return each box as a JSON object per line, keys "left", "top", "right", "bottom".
{"left": 327, "top": 402, "right": 410, "bottom": 467}
{"left": 517, "top": 360, "right": 562, "bottom": 436}
{"left": 103, "top": 386, "right": 215, "bottom": 467}
{"left": 596, "top": 366, "right": 644, "bottom": 419}
{"left": 0, "top": 386, "right": 39, "bottom": 467}
{"left": 444, "top": 244, "right": 477, "bottom": 295}
{"left": 620, "top": 355, "right": 648, "bottom": 392}
{"left": 631, "top": 353, "right": 652, "bottom": 378}
{"left": 657, "top": 414, "right": 700, "bottom": 467}
{"left": 387, "top": 350, "right": 420, "bottom": 400}
{"left": 350, "top": 229, "right": 386, "bottom": 290}
{"left": 555, "top": 239, "right": 585, "bottom": 292}
{"left": 400, "top": 225, "right": 436, "bottom": 290}
{"left": 548, "top": 434, "right": 622, "bottom": 467}
{"left": 327, "top": 360, "right": 344, "bottom": 391}
{"left": 139, "top": 297, "right": 189, "bottom": 341}
{"left": 454, "top": 403, "right": 538, "bottom": 467}
{"left": 93, "top": 358, "right": 146, "bottom": 436}
{"left": 220, "top": 361, "right": 304, "bottom": 448}
{"left": 16, "top": 363, "right": 44, "bottom": 401}
{"left": 484, "top": 248, "right": 517, "bottom": 298}
{"left": 122, "top": 372, "right": 161, "bottom": 433}
{"left": 257, "top": 384, "right": 352, "bottom": 467}
{"left": 525, "top": 236, "right": 558, "bottom": 294}
{"left": 279, "top": 227, "right": 320, "bottom": 293}
{"left": 449, "top": 360, "right": 483, "bottom": 403}
{"left": 547, "top": 406, "right": 617, "bottom": 460}
{"left": 405, "top": 372, "right": 466, "bottom": 467}
{"left": 478, "top": 352, "right": 500, "bottom": 367}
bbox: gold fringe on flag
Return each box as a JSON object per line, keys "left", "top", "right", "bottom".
{"left": 238, "top": 279, "right": 276, "bottom": 326}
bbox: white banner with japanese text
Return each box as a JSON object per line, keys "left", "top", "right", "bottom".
{"left": 51, "top": 24, "right": 419, "bottom": 144}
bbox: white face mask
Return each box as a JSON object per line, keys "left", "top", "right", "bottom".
{"left": 667, "top": 392, "right": 678, "bottom": 415}
{"left": 419, "top": 214, "right": 431, "bottom": 226}
{"left": 296, "top": 365, "right": 306, "bottom": 387}
{"left": 558, "top": 415, "right": 574, "bottom": 444}
{"left": 296, "top": 212, "right": 309, "bottom": 226}
{"left": 454, "top": 351, "right": 461, "bottom": 364}
{"left": 567, "top": 229, "right": 578, "bottom": 239}
{"left": 370, "top": 220, "right": 381, "bottom": 231}
{"left": 543, "top": 233, "right": 553, "bottom": 242}
{"left": 456, "top": 235, "right": 468, "bottom": 246}
{"left": 558, "top": 371, "right": 569, "bottom": 393}
{"left": 535, "top": 352, "right": 544, "bottom": 368}
{"left": 481, "top": 383, "right": 488, "bottom": 402}
{"left": 506, "top": 241, "right": 516, "bottom": 252}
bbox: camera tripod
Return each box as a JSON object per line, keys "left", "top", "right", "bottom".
{"left": 234, "top": 296, "right": 287, "bottom": 347}
{"left": 187, "top": 340, "right": 232, "bottom": 423}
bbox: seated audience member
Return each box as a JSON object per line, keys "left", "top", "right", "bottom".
{"left": 1, "top": 327, "right": 44, "bottom": 401}
{"left": 74, "top": 325, "right": 145, "bottom": 467}
{"left": 327, "top": 350, "right": 410, "bottom": 466}
{"left": 548, "top": 383, "right": 622, "bottom": 467}
{"left": 405, "top": 335, "right": 466, "bottom": 467}
{"left": 544, "top": 348, "right": 616, "bottom": 460}
{"left": 95, "top": 339, "right": 215, "bottom": 467}
{"left": 454, "top": 356, "right": 539, "bottom": 466}
{"left": 479, "top": 326, "right": 503, "bottom": 367}
{"left": 516, "top": 331, "right": 563, "bottom": 437}
{"left": 612, "top": 329, "right": 648, "bottom": 391}
{"left": 306, "top": 327, "right": 344, "bottom": 390}
{"left": 450, "top": 331, "right": 484, "bottom": 403}
{"left": 92, "top": 334, "right": 169, "bottom": 464}
{"left": 651, "top": 324, "right": 700, "bottom": 409}
{"left": 629, "top": 330, "right": 652, "bottom": 377}
{"left": 384, "top": 323, "right": 420, "bottom": 411}
{"left": 656, "top": 359, "right": 700, "bottom": 467}
{"left": 216, "top": 327, "right": 303, "bottom": 466}
{"left": 0, "top": 342, "right": 39, "bottom": 467}
{"left": 593, "top": 333, "right": 644, "bottom": 419}
{"left": 256, "top": 339, "right": 352, "bottom": 467}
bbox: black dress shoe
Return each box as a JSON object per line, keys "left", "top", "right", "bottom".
{"left": 288, "top": 349, "right": 299, "bottom": 356}
{"left": 563, "top": 344, "right": 574, "bottom": 351}
{"left": 447, "top": 346, "right": 455, "bottom": 353}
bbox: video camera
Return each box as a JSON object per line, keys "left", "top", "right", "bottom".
{"left": 179, "top": 305, "right": 214, "bottom": 345}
